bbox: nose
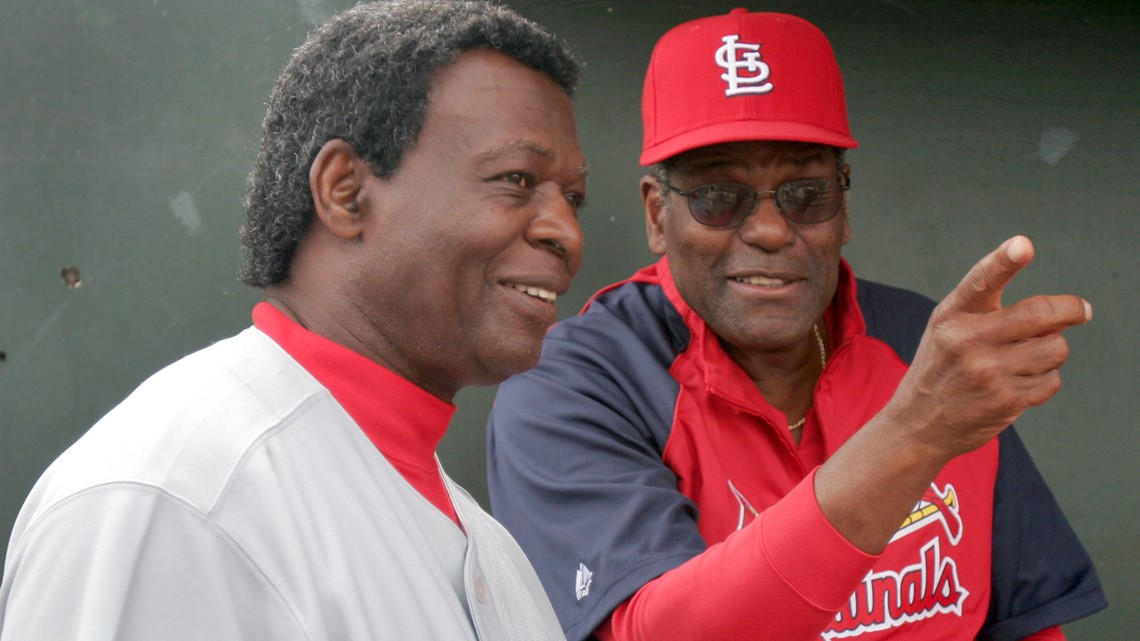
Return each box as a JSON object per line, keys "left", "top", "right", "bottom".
{"left": 737, "top": 193, "right": 795, "bottom": 252}
{"left": 526, "top": 187, "right": 584, "bottom": 276}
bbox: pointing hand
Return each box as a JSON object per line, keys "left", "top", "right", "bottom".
{"left": 889, "top": 236, "right": 1092, "bottom": 457}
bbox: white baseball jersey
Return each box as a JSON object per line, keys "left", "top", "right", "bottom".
{"left": 0, "top": 326, "right": 565, "bottom": 641}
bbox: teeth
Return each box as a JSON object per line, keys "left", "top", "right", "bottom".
{"left": 735, "top": 276, "right": 788, "bottom": 287}
{"left": 509, "top": 283, "right": 557, "bottom": 302}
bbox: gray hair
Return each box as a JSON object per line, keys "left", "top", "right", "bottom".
{"left": 239, "top": 0, "right": 583, "bottom": 287}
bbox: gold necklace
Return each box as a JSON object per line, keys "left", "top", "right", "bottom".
{"left": 788, "top": 324, "right": 828, "bottom": 431}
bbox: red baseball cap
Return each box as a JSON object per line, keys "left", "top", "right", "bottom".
{"left": 640, "top": 8, "right": 858, "bottom": 166}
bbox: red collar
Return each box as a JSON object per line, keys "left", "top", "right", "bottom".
{"left": 252, "top": 302, "right": 459, "bottom": 524}
{"left": 651, "top": 257, "right": 874, "bottom": 465}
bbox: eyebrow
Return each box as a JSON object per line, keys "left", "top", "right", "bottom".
{"left": 481, "top": 138, "right": 589, "bottom": 177}
{"left": 484, "top": 138, "right": 552, "bottom": 160}
{"left": 787, "top": 150, "right": 830, "bottom": 166}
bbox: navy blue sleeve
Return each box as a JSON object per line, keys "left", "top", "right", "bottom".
{"left": 978, "top": 429, "right": 1108, "bottom": 640}
{"left": 487, "top": 283, "right": 705, "bottom": 641}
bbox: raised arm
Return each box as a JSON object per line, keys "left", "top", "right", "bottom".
{"left": 600, "top": 237, "right": 1094, "bottom": 641}
{"left": 815, "top": 235, "right": 1091, "bottom": 553}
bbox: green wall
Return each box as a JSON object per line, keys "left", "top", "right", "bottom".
{"left": 1, "top": 0, "right": 1135, "bottom": 637}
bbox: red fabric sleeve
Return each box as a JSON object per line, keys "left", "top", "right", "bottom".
{"left": 596, "top": 469, "right": 878, "bottom": 641}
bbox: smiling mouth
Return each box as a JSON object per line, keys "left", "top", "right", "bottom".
{"left": 507, "top": 282, "right": 557, "bottom": 303}
{"left": 733, "top": 275, "right": 791, "bottom": 288}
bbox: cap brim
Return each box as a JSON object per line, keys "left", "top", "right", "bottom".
{"left": 640, "top": 120, "right": 859, "bottom": 166}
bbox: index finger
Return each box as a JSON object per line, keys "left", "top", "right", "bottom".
{"left": 942, "top": 235, "right": 1035, "bottom": 314}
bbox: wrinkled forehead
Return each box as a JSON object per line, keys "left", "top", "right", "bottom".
{"left": 666, "top": 140, "right": 839, "bottom": 173}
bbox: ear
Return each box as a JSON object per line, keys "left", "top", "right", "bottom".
{"left": 641, "top": 175, "right": 668, "bottom": 256}
{"left": 309, "top": 139, "right": 369, "bottom": 239}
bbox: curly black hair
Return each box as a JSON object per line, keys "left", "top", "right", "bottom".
{"left": 239, "top": 0, "right": 582, "bottom": 287}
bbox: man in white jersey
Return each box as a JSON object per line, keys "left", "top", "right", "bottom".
{"left": 0, "top": 1, "right": 587, "bottom": 639}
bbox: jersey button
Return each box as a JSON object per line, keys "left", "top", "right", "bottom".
{"left": 475, "top": 577, "right": 489, "bottom": 604}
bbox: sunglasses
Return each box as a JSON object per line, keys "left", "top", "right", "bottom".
{"left": 659, "top": 174, "right": 850, "bottom": 227}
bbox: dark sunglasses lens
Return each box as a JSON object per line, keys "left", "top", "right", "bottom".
{"left": 690, "top": 184, "right": 751, "bottom": 227}
{"left": 778, "top": 179, "right": 841, "bottom": 224}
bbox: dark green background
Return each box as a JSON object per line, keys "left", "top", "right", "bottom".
{"left": 1, "top": 0, "right": 1135, "bottom": 637}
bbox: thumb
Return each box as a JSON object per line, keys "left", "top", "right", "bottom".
{"left": 942, "top": 235, "right": 1034, "bottom": 314}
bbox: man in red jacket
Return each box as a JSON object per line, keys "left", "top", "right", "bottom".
{"left": 487, "top": 8, "right": 1107, "bottom": 641}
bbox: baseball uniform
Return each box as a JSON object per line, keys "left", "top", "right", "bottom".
{"left": 1, "top": 303, "right": 565, "bottom": 641}
{"left": 487, "top": 257, "right": 1106, "bottom": 641}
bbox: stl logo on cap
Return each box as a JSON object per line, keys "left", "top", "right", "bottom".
{"left": 639, "top": 9, "right": 858, "bottom": 166}
{"left": 715, "top": 35, "right": 773, "bottom": 97}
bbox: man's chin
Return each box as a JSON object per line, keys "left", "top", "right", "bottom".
{"left": 473, "top": 342, "right": 544, "bottom": 386}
